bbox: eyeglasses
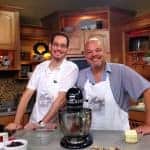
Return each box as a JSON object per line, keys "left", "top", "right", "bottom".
{"left": 52, "top": 42, "right": 67, "bottom": 49}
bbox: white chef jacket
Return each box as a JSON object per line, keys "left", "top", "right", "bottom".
{"left": 27, "top": 59, "right": 79, "bottom": 123}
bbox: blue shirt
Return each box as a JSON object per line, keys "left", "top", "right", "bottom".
{"left": 77, "top": 63, "right": 150, "bottom": 112}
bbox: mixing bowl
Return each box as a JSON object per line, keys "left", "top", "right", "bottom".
{"left": 59, "top": 108, "right": 92, "bottom": 137}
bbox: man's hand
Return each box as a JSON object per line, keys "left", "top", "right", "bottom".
{"left": 24, "top": 122, "right": 39, "bottom": 130}
{"left": 5, "top": 122, "right": 23, "bottom": 131}
{"left": 45, "top": 122, "right": 57, "bottom": 130}
{"left": 24, "top": 121, "right": 57, "bottom": 131}
{"left": 135, "top": 124, "right": 150, "bottom": 135}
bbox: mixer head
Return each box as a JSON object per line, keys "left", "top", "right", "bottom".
{"left": 66, "top": 87, "right": 83, "bottom": 112}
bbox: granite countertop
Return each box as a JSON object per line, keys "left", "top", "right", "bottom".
{"left": 14, "top": 129, "right": 150, "bottom": 150}
{"left": 0, "top": 104, "right": 145, "bottom": 116}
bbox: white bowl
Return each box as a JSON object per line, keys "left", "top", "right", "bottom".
{"left": 4, "top": 139, "right": 28, "bottom": 150}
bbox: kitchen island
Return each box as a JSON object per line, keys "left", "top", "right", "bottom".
{"left": 129, "top": 104, "right": 145, "bottom": 128}
{"left": 14, "top": 129, "right": 150, "bottom": 150}
{"left": 0, "top": 111, "right": 30, "bottom": 127}
{"left": 130, "top": 103, "right": 145, "bottom": 112}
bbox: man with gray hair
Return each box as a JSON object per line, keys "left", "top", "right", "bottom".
{"left": 77, "top": 35, "right": 150, "bottom": 135}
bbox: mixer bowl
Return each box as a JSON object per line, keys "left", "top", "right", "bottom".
{"left": 59, "top": 108, "right": 92, "bottom": 137}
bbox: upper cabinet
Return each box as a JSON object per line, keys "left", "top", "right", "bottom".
{"left": 0, "top": 7, "right": 20, "bottom": 71}
{"left": 41, "top": 7, "right": 135, "bottom": 62}
{"left": 123, "top": 13, "right": 150, "bottom": 79}
{"left": 66, "top": 29, "right": 84, "bottom": 56}
{"left": 65, "top": 29, "right": 110, "bottom": 59}
{"left": 0, "top": 10, "right": 20, "bottom": 50}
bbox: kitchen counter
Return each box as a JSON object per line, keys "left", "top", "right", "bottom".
{"left": 0, "top": 109, "right": 31, "bottom": 116}
{"left": 0, "top": 110, "right": 30, "bottom": 127}
{"left": 0, "top": 105, "right": 143, "bottom": 116}
{"left": 0, "top": 110, "right": 17, "bottom": 116}
{"left": 130, "top": 104, "right": 145, "bottom": 112}
{"left": 14, "top": 129, "right": 150, "bottom": 150}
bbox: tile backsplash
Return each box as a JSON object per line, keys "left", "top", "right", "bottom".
{"left": 0, "top": 76, "right": 27, "bottom": 102}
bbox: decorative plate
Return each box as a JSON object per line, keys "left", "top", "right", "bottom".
{"left": 33, "top": 42, "right": 49, "bottom": 55}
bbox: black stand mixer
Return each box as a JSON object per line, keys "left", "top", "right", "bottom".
{"left": 59, "top": 87, "right": 93, "bottom": 149}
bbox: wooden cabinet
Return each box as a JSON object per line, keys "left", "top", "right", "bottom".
{"left": 0, "top": 115, "right": 15, "bottom": 126}
{"left": 66, "top": 30, "right": 84, "bottom": 56}
{"left": 18, "top": 25, "right": 49, "bottom": 79}
{"left": 129, "top": 110, "right": 145, "bottom": 128}
{"left": 0, "top": 10, "right": 20, "bottom": 50}
{"left": 66, "top": 29, "right": 110, "bottom": 58}
{"left": 123, "top": 13, "right": 150, "bottom": 80}
{"left": 0, "top": 113, "right": 29, "bottom": 126}
{"left": 41, "top": 7, "right": 134, "bottom": 62}
{"left": 0, "top": 7, "right": 20, "bottom": 70}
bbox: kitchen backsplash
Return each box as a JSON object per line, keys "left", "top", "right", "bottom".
{"left": 0, "top": 77, "right": 27, "bottom": 102}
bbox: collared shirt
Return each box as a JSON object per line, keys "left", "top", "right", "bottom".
{"left": 86, "top": 63, "right": 111, "bottom": 85}
{"left": 77, "top": 63, "right": 150, "bottom": 112}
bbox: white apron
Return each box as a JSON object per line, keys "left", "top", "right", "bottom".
{"left": 84, "top": 75, "right": 129, "bottom": 130}
{"left": 30, "top": 68, "right": 60, "bottom": 123}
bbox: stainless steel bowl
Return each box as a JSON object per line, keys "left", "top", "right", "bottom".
{"left": 59, "top": 108, "right": 91, "bottom": 137}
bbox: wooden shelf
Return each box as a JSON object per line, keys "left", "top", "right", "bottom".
{"left": 17, "top": 77, "right": 29, "bottom": 80}
{"left": 0, "top": 113, "right": 29, "bottom": 126}
{"left": 20, "top": 61, "right": 31, "bottom": 65}
{"left": 127, "top": 51, "right": 145, "bottom": 54}
{"left": 123, "top": 13, "right": 150, "bottom": 80}
{"left": 17, "top": 25, "right": 49, "bottom": 79}
{"left": 21, "top": 25, "right": 49, "bottom": 40}
{"left": 0, "top": 67, "right": 20, "bottom": 71}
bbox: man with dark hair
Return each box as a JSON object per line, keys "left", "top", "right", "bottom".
{"left": 51, "top": 32, "right": 69, "bottom": 48}
{"left": 6, "top": 32, "right": 79, "bottom": 130}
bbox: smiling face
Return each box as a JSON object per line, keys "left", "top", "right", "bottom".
{"left": 50, "top": 35, "right": 68, "bottom": 61}
{"left": 84, "top": 38, "right": 106, "bottom": 68}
